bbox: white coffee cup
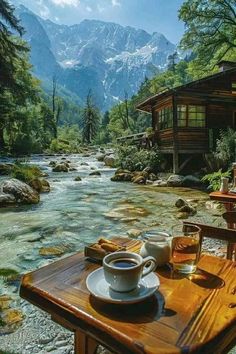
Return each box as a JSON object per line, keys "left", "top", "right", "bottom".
{"left": 103, "top": 251, "right": 156, "bottom": 292}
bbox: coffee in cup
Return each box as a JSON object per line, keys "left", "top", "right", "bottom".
{"left": 103, "top": 251, "right": 156, "bottom": 292}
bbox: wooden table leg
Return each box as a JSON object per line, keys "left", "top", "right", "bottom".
{"left": 75, "top": 330, "right": 99, "bottom": 354}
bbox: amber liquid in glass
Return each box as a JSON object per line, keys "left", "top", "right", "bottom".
{"left": 171, "top": 236, "right": 200, "bottom": 273}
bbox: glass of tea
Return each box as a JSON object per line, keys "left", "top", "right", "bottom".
{"left": 171, "top": 224, "right": 201, "bottom": 274}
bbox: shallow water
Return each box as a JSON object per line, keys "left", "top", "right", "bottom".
{"left": 0, "top": 152, "right": 226, "bottom": 353}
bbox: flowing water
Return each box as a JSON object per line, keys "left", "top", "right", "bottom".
{"left": 0, "top": 151, "right": 226, "bottom": 353}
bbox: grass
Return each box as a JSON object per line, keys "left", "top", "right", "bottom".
{"left": 11, "top": 162, "right": 43, "bottom": 183}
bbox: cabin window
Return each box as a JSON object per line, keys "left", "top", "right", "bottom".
{"left": 177, "top": 105, "right": 206, "bottom": 127}
{"left": 232, "top": 82, "right": 236, "bottom": 94}
{"left": 158, "top": 106, "right": 173, "bottom": 130}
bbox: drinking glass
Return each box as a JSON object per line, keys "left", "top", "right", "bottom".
{"left": 171, "top": 224, "right": 201, "bottom": 274}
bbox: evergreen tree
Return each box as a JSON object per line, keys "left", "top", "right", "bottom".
{"left": 82, "top": 91, "right": 100, "bottom": 144}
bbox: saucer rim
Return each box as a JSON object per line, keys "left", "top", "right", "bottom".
{"left": 86, "top": 267, "right": 159, "bottom": 304}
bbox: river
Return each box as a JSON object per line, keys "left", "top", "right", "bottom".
{"left": 0, "top": 151, "right": 227, "bottom": 354}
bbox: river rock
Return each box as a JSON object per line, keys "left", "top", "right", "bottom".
{"left": 104, "top": 154, "right": 116, "bottom": 167}
{"left": 149, "top": 173, "right": 158, "bottom": 181}
{"left": 179, "top": 204, "right": 197, "bottom": 215}
{"left": 175, "top": 198, "right": 187, "bottom": 208}
{"left": 0, "top": 295, "right": 12, "bottom": 310}
{"left": 153, "top": 180, "right": 168, "bottom": 187}
{"left": 1, "top": 308, "right": 24, "bottom": 327}
{"left": 74, "top": 176, "right": 82, "bottom": 181}
{"left": 49, "top": 161, "right": 56, "bottom": 167}
{"left": 1, "top": 179, "right": 40, "bottom": 204}
{"left": 132, "top": 175, "right": 146, "bottom": 184}
{"left": 176, "top": 212, "right": 189, "bottom": 219}
{"left": 52, "top": 164, "right": 68, "bottom": 172}
{"left": 167, "top": 175, "right": 184, "bottom": 187}
{"left": 127, "top": 229, "right": 142, "bottom": 238}
{"left": 80, "top": 162, "right": 89, "bottom": 166}
{"left": 97, "top": 154, "right": 105, "bottom": 162}
{"left": 0, "top": 192, "right": 16, "bottom": 206}
{"left": 39, "top": 245, "right": 70, "bottom": 257}
{"left": 182, "top": 175, "right": 202, "bottom": 187}
{"left": 0, "top": 163, "right": 13, "bottom": 175}
{"left": 111, "top": 172, "right": 133, "bottom": 182}
{"left": 89, "top": 171, "right": 101, "bottom": 176}
{"left": 29, "top": 178, "right": 50, "bottom": 193}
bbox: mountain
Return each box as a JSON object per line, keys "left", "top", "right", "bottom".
{"left": 16, "top": 5, "right": 176, "bottom": 110}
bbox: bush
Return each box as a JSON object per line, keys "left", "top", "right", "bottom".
{"left": 215, "top": 128, "right": 236, "bottom": 167}
{"left": 11, "top": 162, "right": 43, "bottom": 183}
{"left": 116, "top": 145, "right": 162, "bottom": 173}
{"left": 201, "top": 169, "right": 231, "bottom": 191}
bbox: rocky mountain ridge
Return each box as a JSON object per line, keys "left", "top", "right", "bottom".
{"left": 16, "top": 5, "right": 176, "bottom": 110}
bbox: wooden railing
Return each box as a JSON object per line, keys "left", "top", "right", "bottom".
{"left": 116, "top": 132, "right": 145, "bottom": 144}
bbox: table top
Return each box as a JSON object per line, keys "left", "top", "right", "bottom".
{"left": 209, "top": 191, "right": 236, "bottom": 203}
{"left": 20, "top": 238, "right": 236, "bottom": 354}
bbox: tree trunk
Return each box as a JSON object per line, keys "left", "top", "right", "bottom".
{"left": 0, "top": 126, "right": 5, "bottom": 150}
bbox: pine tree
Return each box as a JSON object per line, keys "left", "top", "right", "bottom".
{"left": 82, "top": 91, "right": 100, "bottom": 144}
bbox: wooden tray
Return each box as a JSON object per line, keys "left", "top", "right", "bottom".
{"left": 84, "top": 242, "right": 126, "bottom": 261}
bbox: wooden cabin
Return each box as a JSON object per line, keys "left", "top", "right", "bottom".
{"left": 136, "top": 61, "right": 236, "bottom": 173}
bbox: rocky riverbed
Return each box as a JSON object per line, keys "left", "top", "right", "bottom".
{"left": 0, "top": 150, "right": 234, "bottom": 354}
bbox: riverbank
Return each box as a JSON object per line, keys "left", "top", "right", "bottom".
{"left": 0, "top": 151, "right": 231, "bottom": 354}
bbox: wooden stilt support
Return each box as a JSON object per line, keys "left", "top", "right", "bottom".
{"left": 173, "top": 151, "right": 179, "bottom": 174}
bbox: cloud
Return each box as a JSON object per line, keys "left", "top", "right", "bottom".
{"left": 50, "top": 0, "right": 80, "bottom": 7}
{"left": 86, "top": 6, "right": 92, "bottom": 12}
{"left": 111, "top": 0, "right": 121, "bottom": 7}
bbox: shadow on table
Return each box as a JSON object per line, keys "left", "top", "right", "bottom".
{"left": 158, "top": 264, "right": 225, "bottom": 289}
{"left": 90, "top": 291, "right": 176, "bottom": 324}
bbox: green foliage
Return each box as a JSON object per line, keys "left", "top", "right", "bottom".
{"left": 116, "top": 145, "right": 162, "bottom": 173}
{"left": 215, "top": 128, "right": 236, "bottom": 167}
{"left": 11, "top": 162, "right": 42, "bottom": 183}
{"left": 201, "top": 169, "right": 231, "bottom": 191}
{"left": 179, "top": 0, "right": 236, "bottom": 66}
{"left": 49, "top": 125, "right": 82, "bottom": 153}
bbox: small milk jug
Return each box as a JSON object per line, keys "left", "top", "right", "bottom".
{"left": 140, "top": 231, "right": 172, "bottom": 267}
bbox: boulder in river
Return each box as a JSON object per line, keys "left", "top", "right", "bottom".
{"left": 29, "top": 178, "right": 50, "bottom": 193}
{"left": 52, "top": 164, "right": 68, "bottom": 172}
{"left": 74, "top": 176, "right": 82, "bottom": 181}
{"left": 104, "top": 154, "right": 116, "bottom": 167}
{"left": 89, "top": 171, "right": 101, "bottom": 176}
{"left": 1, "top": 179, "right": 40, "bottom": 205}
{"left": 97, "top": 154, "right": 105, "bottom": 162}
{"left": 167, "top": 174, "right": 184, "bottom": 187}
{"left": 0, "top": 193, "right": 16, "bottom": 206}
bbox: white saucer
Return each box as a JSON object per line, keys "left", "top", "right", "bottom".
{"left": 86, "top": 268, "right": 159, "bottom": 304}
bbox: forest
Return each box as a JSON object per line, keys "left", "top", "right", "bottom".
{"left": 1, "top": 0, "right": 236, "bottom": 154}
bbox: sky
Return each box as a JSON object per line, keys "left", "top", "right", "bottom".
{"left": 12, "top": 0, "right": 185, "bottom": 44}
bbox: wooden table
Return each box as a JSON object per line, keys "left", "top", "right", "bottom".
{"left": 20, "top": 238, "right": 236, "bottom": 354}
{"left": 209, "top": 191, "right": 236, "bottom": 211}
{"left": 209, "top": 191, "right": 236, "bottom": 259}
